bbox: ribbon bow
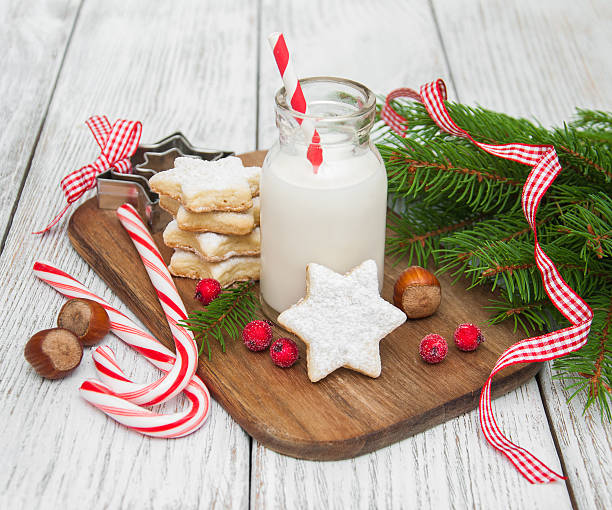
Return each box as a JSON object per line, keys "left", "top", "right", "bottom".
{"left": 382, "top": 81, "right": 592, "bottom": 483}
{"left": 34, "top": 115, "right": 142, "bottom": 234}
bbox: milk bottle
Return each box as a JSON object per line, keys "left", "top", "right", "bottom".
{"left": 260, "top": 77, "right": 387, "bottom": 314}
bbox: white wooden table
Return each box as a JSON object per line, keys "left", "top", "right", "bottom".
{"left": 1, "top": 1, "right": 611, "bottom": 508}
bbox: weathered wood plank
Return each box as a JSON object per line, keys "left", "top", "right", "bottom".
{"left": 257, "top": 0, "right": 458, "bottom": 148}
{"left": 252, "top": 381, "right": 570, "bottom": 509}
{"left": 0, "top": 0, "right": 81, "bottom": 242}
{"left": 431, "top": 0, "right": 612, "bottom": 125}
{"left": 253, "top": 1, "right": 571, "bottom": 508}
{"left": 539, "top": 364, "right": 612, "bottom": 510}
{"left": 433, "top": 0, "right": 612, "bottom": 507}
{"left": 0, "top": 0, "right": 258, "bottom": 508}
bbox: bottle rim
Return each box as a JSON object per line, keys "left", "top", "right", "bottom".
{"left": 274, "top": 76, "right": 376, "bottom": 123}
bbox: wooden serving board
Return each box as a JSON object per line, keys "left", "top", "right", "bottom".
{"left": 68, "top": 151, "right": 540, "bottom": 461}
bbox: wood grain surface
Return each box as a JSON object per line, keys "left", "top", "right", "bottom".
{"left": 1, "top": 0, "right": 610, "bottom": 508}
{"left": 0, "top": 1, "right": 255, "bottom": 508}
{"left": 254, "top": 1, "right": 571, "bottom": 508}
{"left": 67, "top": 150, "right": 541, "bottom": 461}
{"left": 0, "top": 0, "right": 80, "bottom": 240}
{"left": 433, "top": 2, "right": 612, "bottom": 508}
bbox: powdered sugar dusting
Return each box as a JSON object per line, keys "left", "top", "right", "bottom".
{"left": 150, "top": 156, "right": 261, "bottom": 201}
{"left": 195, "top": 227, "right": 260, "bottom": 252}
{"left": 169, "top": 249, "right": 260, "bottom": 286}
{"left": 164, "top": 221, "right": 260, "bottom": 260}
{"left": 277, "top": 259, "right": 406, "bottom": 382}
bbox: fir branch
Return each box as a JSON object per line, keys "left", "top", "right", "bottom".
{"left": 550, "top": 125, "right": 612, "bottom": 183}
{"left": 571, "top": 108, "right": 612, "bottom": 132}
{"left": 386, "top": 203, "right": 480, "bottom": 266}
{"left": 378, "top": 98, "right": 612, "bottom": 184}
{"left": 377, "top": 97, "right": 612, "bottom": 419}
{"left": 379, "top": 98, "right": 548, "bottom": 146}
{"left": 463, "top": 240, "right": 611, "bottom": 303}
{"left": 386, "top": 149, "right": 524, "bottom": 186}
{"left": 437, "top": 214, "right": 539, "bottom": 276}
{"left": 589, "top": 296, "right": 612, "bottom": 398}
{"left": 573, "top": 129, "right": 612, "bottom": 147}
{"left": 557, "top": 143, "right": 612, "bottom": 182}
{"left": 381, "top": 142, "right": 525, "bottom": 214}
{"left": 554, "top": 293, "right": 612, "bottom": 420}
{"left": 484, "top": 297, "right": 550, "bottom": 334}
{"left": 179, "top": 280, "right": 258, "bottom": 359}
{"left": 557, "top": 192, "right": 612, "bottom": 262}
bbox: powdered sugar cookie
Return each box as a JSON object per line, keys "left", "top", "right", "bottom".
{"left": 169, "top": 249, "right": 260, "bottom": 287}
{"left": 163, "top": 220, "right": 260, "bottom": 262}
{"left": 149, "top": 156, "right": 260, "bottom": 213}
{"left": 277, "top": 260, "right": 406, "bottom": 382}
{"left": 159, "top": 195, "right": 260, "bottom": 235}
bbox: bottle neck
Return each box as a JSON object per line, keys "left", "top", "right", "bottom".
{"left": 274, "top": 77, "right": 377, "bottom": 151}
{"left": 276, "top": 113, "right": 375, "bottom": 151}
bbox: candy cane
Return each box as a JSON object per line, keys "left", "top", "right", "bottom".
{"left": 115, "top": 204, "right": 200, "bottom": 404}
{"left": 34, "top": 262, "right": 210, "bottom": 437}
{"left": 33, "top": 205, "right": 210, "bottom": 437}
{"left": 268, "top": 32, "right": 323, "bottom": 173}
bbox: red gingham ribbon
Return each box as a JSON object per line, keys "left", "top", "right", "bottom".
{"left": 383, "top": 80, "right": 593, "bottom": 483}
{"left": 34, "top": 115, "right": 142, "bottom": 234}
{"left": 380, "top": 87, "right": 422, "bottom": 135}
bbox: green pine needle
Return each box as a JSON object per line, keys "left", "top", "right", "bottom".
{"left": 377, "top": 97, "right": 612, "bottom": 420}
{"left": 179, "top": 280, "right": 258, "bottom": 359}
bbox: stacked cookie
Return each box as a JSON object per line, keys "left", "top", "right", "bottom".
{"left": 149, "top": 156, "right": 261, "bottom": 287}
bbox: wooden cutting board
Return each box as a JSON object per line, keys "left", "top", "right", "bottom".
{"left": 68, "top": 151, "right": 540, "bottom": 461}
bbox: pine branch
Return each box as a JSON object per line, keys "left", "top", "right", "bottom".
{"left": 484, "top": 297, "right": 551, "bottom": 333}
{"left": 179, "top": 280, "right": 258, "bottom": 359}
{"left": 557, "top": 192, "right": 612, "bottom": 262}
{"left": 381, "top": 137, "right": 527, "bottom": 214}
{"left": 386, "top": 202, "right": 480, "bottom": 266}
{"left": 554, "top": 293, "right": 612, "bottom": 420}
{"left": 571, "top": 108, "right": 612, "bottom": 132}
{"left": 377, "top": 97, "right": 612, "bottom": 419}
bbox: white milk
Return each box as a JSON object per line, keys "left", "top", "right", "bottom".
{"left": 260, "top": 145, "right": 387, "bottom": 313}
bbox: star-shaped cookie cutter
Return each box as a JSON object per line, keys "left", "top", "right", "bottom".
{"left": 96, "top": 132, "right": 234, "bottom": 232}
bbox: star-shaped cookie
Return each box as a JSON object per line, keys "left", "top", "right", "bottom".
{"left": 149, "top": 156, "right": 260, "bottom": 213}
{"left": 277, "top": 260, "right": 406, "bottom": 382}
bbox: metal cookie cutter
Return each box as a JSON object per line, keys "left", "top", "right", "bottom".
{"left": 96, "top": 132, "right": 234, "bottom": 232}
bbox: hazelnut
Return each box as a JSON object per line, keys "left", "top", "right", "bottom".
{"left": 24, "top": 328, "right": 83, "bottom": 379}
{"left": 57, "top": 298, "right": 110, "bottom": 346}
{"left": 393, "top": 266, "right": 441, "bottom": 319}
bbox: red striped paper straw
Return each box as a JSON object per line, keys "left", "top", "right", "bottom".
{"left": 268, "top": 32, "right": 323, "bottom": 173}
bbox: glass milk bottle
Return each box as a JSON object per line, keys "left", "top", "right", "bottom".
{"left": 260, "top": 77, "right": 387, "bottom": 315}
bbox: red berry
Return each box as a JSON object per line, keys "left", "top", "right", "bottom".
{"left": 419, "top": 334, "right": 448, "bottom": 364}
{"left": 242, "top": 320, "right": 273, "bottom": 352}
{"left": 270, "top": 338, "right": 299, "bottom": 368}
{"left": 454, "top": 323, "right": 485, "bottom": 352}
{"left": 194, "top": 279, "right": 221, "bottom": 306}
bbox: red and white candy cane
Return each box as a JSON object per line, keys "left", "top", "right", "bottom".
{"left": 268, "top": 32, "right": 323, "bottom": 173}
{"left": 33, "top": 204, "right": 210, "bottom": 437}
{"left": 34, "top": 261, "right": 210, "bottom": 437}
{"left": 115, "top": 203, "right": 200, "bottom": 404}
{"left": 382, "top": 80, "right": 593, "bottom": 483}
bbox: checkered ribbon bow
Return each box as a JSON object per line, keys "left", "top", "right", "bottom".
{"left": 34, "top": 115, "right": 142, "bottom": 234}
{"left": 382, "top": 80, "right": 593, "bottom": 484}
